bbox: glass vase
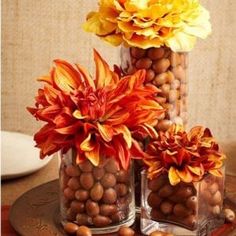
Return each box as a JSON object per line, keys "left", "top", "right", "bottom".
{"left": 59, "top": 149, "right": 135, "bottom": 234}
{"left": 141, "top": 169, "right": 225, "bottom": 236}
{"left": 120, "top": 45, "right": 188, "bottom": 208}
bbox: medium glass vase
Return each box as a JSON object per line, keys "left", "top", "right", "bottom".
{"left": 59, "top": 149, "right": 135, "bottom": 234}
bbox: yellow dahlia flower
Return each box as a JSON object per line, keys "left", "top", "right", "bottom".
{"left": 83, "top": 0, "right": 211, "bottom": 52}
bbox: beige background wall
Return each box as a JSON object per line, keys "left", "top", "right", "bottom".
{"left": 2, "top": 0, "right": 236, "bottom": 142}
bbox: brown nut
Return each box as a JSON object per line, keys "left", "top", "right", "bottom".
{"left": 212, "top": 205, "right": 221, "bottom": 216}
{"left": 168, "top": 89, "right": 179, "bottom": 103}
{"left": 211, "top": 191, "right": 222, "bottom": 205}
{"left": 67, "top": 177, "right": 81, "bottom": 190}
{"left": 101, "top": 173, "right": 117, "bottom": 188}
{"left": 151, "top": 208, "right": 165, "bottom": 221}
{"left": 76, "top": 225, "right": 92, "bottom": 236}
{"left": 102, "top": 188, "right": 117, "bottom": 204}
{"left": 64, "top": 222, "right": 79, "bottom": 234}
{"left": 63, "top": 187, "right": 75, "bottom": 200}
{"left": 115, "top": 183, "right": 128, "bottom": 197}
{"left": 118, "top": 226, "right": 135, "bottom": 236}
{"left": 136, "top": 58, "right": 152, "bottom": 69}
{"left": 209, "top": 182, "right": 219, "bottom": 195}
{"left": 186, "top": 196, "right": 198, "bottom": 211}
{"left": 147, "top": 192, "right": 162, "bottom": 208}
{"left": 182, "top": 215, "right": 197, "bottom": 229}
{"left": 150, "top": 230, "right": 174, "bottom": 236}
{"left": 173, "top": 203, "right": 191, "bottom": 217}
{"left": 92, "top": 167, "right": 105, "bottom": 180}
{"left": 78, "top": 160, "right": 93, "bottom": 172}
{"left": 70, "top": 200, "right": 85, "bottom": 213}
{"left": 166, "top": 71, "right": 175, "bottom": 83}
{"left": 75, "top": 189, "right": 89, "bottom": 201}
{"left": 111, "top": 211, "right": 126, "bottom": 223}
{"left": 76, "top": 213, "right": 92, "bottom": 226}
{"left": 224, "top": 208, "right": 235, "bottom": 223}
{"left": 157, "top": 120, "right": 173, "bottom": 131}
{"left": 160, "top": 201, "right": 174, "bottom": 215}
{"left": 146, "top": 69, "right": 156, "bottom": 82}
{"left": 175, "top": 185, "right": 194, "bottom": 199}
{"left": 65, "top": 165, "right": 80, "bottom": 177}
{"left": 148, "top": 175, "right": 167, "bottom": 191}
{"left": 130, "top": 47, "right": 146, "bottom": 59}
{"left": 172, "top": 66, "right": 185, "bottom": 81}
{"left": 85, "top": 199, "right": 100, "bottom": 217}
{"left": 153, "top": 73, "right": 168, "bottom": 86}
{"left": 66, "top": 208, "right": 77, "bottom": 221}
{"left": 104, "top": 158, "right": 118, "bottom": 173}
{"left": 80, "top": 173, "right": 94, "bottom": 190}
{"left": 93, "top": 215, "right": 112, "bottom": 227}
{"left": 160, "top": 84, "right": 170, "bottom": 97}
{"left": 90, "top": 182, "right": 104, "bottom": 201}
{"left": 170, "top": 79, "right": 181, "bottom": 90}
{"left": 148, "top": 47, "right": 165, "bottom": 60}
{"left": 100, "top": 204, "right": 117, "bottom": 216}
{"left": 152, "top": 58, "right": 170, "bottom": 74}
{"left": 116, "top": 170, "right": 129, "bottom": 183}
{"left": 170, "top": 52, "right": 181, "bottom": 67}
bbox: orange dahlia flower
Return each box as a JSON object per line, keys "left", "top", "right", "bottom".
{"left": 83, "top": 0, "right": 211, "bottom": 51}
{"left": 144, "top": 125, "right": 226, "bottom": 185}
{"left": 27, "top": 50, "right": 164, "bottom": 170}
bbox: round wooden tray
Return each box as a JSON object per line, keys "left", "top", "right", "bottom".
{"left": 9, "top": 179, "right": 236, "bottom": 236}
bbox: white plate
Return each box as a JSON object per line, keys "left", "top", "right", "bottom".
{"left": 1, "top": 131, "right": 52, "bottom": 180}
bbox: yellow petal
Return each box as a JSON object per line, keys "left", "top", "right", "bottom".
{"left": 168, "top": 166, "right": 181, "bottom": 186}
{"left": 176, "top": 167, "right": 193, "bottom": 183}
{"left": 80, "top": 134, "right": 95, "bottom": 151}
{"left": 114, "top": 125, "right": 132, "bottom": 148}
{"left": 73, "top": 110, "right": 86, "bottom": 120}
{"left": 97, "top": 123, "right": 114, "bottom": 142}
{"left": 85, "top": 144, "right": 100, "bottom": 166}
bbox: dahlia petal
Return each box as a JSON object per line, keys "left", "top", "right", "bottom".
{"left": 93, "top": 49, "right": 114, "bottom": 89}
{"left": 85, "top": 143, "right": 100, "bottom": 166}
{"left": 73, "top": 110, "right": 86, "bottom": 120}
{"left": 114, "top": 125, "right": 132, "bottom": 148}
{"left": 53, "top": 60, "right": 81, "bottom": 92}
{"left": 76, "top": 64, "right": 95, "bottom": 89}
{"left": 187, "top": 165, "right": 204, "bottom": 176}
{"left": 176, "top": 167, "right": 193, "bottom": 183}
{"left": 169, "top": 167, "right": 181, "bottom": 186}
{"left": 37, "top": 75, "right": 53, "bottom": 84}
{"left": 209, "top": 169, "right": 223, "bottom": 177}
{"left": 80, "top": 133, "right": 95, "bottom": 152}
{"left": 97, "top": 123, "right": 114, "bottom": 142}
{"left": 55, "top": 124, "right": 78, "bottom": 134}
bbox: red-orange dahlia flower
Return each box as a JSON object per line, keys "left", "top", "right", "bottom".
{"left": 144, "top": 124, "right": 226, "bottom": 185}
{"left": 27, "top": 49, "right": 164, "bottom": 170}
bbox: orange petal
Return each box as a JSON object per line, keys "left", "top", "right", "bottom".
{"left": 176, "top": 167, "right": 193, "bottom": 183}
{"left": 187, "top": 165, "right": 204, "bottom": 176}
{"left": 37, "top": 75, "right": 53, "bottom": 84}
{"left": 55, "top": 124, "right": 78, "bottom": 134}
{"left": 85, "top": 143, "right": 100, "bottom": 166}
{"left": 209, "top": 169, "right": 223, "bottom": 177}
{"left": 93, "top": 49, "right": 114, "bottom": 89}
{"left": 114, "top": 125, "right": 132, "bottom": 148}
{"left": 168, "top": 167, "right": 181, "bottom": 186}
{"left": 76, "top": 64, "right": 95, "bottom": 89}
{"left": 97, "top": 123, "right": 114, "bottom": 142}
{"left": 73, "top": 110, "right": 86, "bottom": 120}
{"left": 80, "top": 133, "right": 95, "bottom": 152}
{"left": 53, "top": 60, "right": 81, "bottom": 92}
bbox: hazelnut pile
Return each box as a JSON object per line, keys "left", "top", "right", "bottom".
{"left": 147, "top": 174, "right": 225, "bottom": 230}
{"left": 121, "top": 46, "right": 188, "bottom": 132}
{"left": 61, "top": 158, "right": 132, "bottom": 228}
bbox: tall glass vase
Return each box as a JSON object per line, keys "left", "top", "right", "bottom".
{"left": 120, "top": 46, "right": 188, "bottom": 208}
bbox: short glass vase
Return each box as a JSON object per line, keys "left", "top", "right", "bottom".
{"left": 141, "top": 169, "right": 225, "bottom": 236}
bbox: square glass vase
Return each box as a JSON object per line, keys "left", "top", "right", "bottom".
{"left": 141, "top": 169, "right": 225, "bottom": 236}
